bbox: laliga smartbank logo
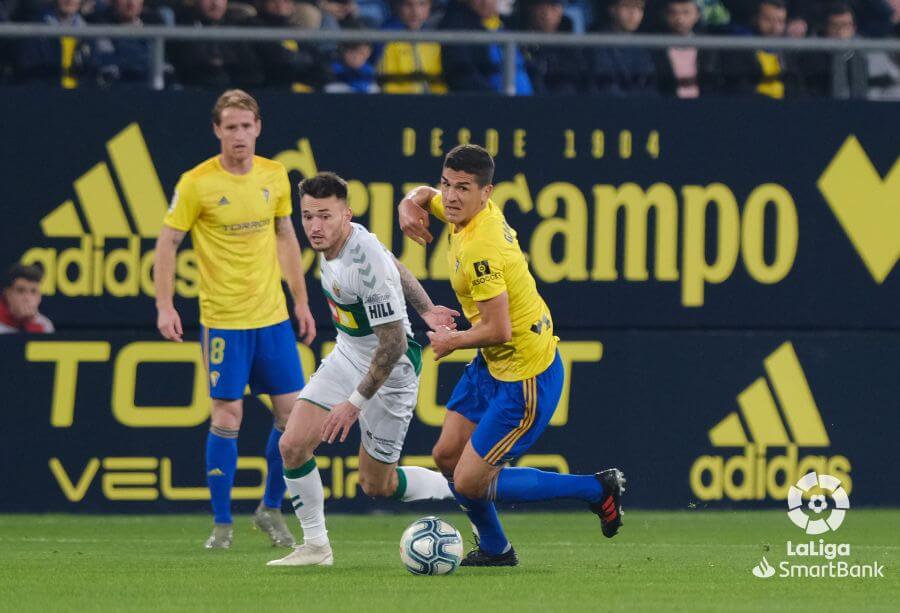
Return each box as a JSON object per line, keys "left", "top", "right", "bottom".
{"left": 690, "top": 342, "right": 851, "bottom": 502}
{"left": 19, "top": 124, "right": 198, "bottom": 298}
{"left": 750, "top": 471, "right": 885, "bottom": 580}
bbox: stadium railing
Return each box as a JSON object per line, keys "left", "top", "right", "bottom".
{"left": 1, "top": 23, "right": 899, "bottom": 96}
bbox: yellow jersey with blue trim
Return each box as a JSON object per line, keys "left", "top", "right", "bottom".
{"left": 163, "top": 155, "right": 292, "bottom": 329}
{"left": 429, "top": 194, "right": 557, "bottom": 381}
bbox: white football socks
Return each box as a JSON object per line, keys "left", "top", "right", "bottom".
{"left": 284, "top": 458, "right": 329, "bottom": 547}
{"left": 395, "top": 466, "right": 453, "bottom": 502}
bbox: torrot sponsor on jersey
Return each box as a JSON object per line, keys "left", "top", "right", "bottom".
{"left": 20, "top": 124, "right": 199, "bottom": 298}
{"left": 690, "top": 342, "right": 851, "bottom": 501}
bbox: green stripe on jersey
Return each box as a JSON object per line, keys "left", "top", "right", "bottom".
{"left": 322, "top": 287, "right": 373, "bottom": 337}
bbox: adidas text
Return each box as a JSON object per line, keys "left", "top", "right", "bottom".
{"left": 691, "top": 444, "right": 851, "bottom": 501}
{"left": 22, "top": 236, "right": 198, "bottom": 298}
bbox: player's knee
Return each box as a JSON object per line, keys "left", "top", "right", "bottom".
{"left": 358, "top": 474, "right": 393, "bottom": 498}
{"left": 453, "top": 473, "right": 487, "bottom": 499}
{"left": 432, "top": 444, "right": 458, "bottom": 477}
{"left": 279, "top": 432, "right": 311, "bottom": 468}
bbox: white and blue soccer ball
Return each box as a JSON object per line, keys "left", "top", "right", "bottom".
{"left": 399, "top": 516, "right": 464, "bottom": 576}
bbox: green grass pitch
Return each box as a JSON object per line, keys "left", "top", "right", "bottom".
{"left": 1, "top": 510, "right": 897, "bottom": 612}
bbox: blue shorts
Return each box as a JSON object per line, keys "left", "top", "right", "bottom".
{"left": 201, "top": 320, "right": 304, "bottom": 400}
{"left": 447, "top": 350, "right": 563, "bottom": 466}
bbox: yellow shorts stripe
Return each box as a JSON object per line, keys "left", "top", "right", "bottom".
{"left": 484, "top": 377, "right": 537, "bottom": 465}
{"left": 484, "top": 378, "right": 531, "bottom": 464}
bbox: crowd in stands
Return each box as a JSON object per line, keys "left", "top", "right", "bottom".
{"left": 0, "top": 0, "right": 898, "bottom": 98}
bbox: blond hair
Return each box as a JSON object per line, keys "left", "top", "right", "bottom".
{"left": 211, "top": 89, "right": 260, "bottom": 125}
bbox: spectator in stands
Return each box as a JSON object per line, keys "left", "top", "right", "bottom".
{"left": 170, "top": 0, "right": 263, "bottom": 89}
{"left": 326, "top": 40, "right": 380, "bottom": 92}
{"left": 252, "top": 0, "right": 331, "bottom": 91}
{"left": 319, "top": 0, "right": 365, "bottom": 27}
{"left": 867, "top": 0, "right": 900, "bottom": 99}
{"left": 653, "top": 0, "right": 720, "bottom": 96}
{"left": 518, "top": 0, "right": 591, "bottom": 94}
{"left": 589, "top": 0, "right": 657, "bottom": 96}
{"left": 720, "top": 0, "right": 804, "bottom": 98}
{"left": 439, "top": 0, "right": 533, "bottom": 94}
{"left": 803, "top": 2, "right": 869, "bottom": 98}
{"left": 15, "top": 0, "right": 92, "bottom": 87}
{"left": 0, "top": 264, "right": 54, "bottom": 334}
{"left": 376, "top": 0, "right": 446, "bottom": 93}
{"left": 88, "top": 0, "right": 164, "bottom": 87}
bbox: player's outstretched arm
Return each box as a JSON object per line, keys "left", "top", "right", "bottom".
{"left": 321, "top": 321, "right": 408, "bottom": 444}
{"left": 393, "top": 257, "right": 459, "bottom": 331}
{"left": 427, "top": 292, "right": 512, "bottom": 360}
{"left": 153, "top": 225, "right": 186, "bottom": 342}
{"left": 275, "top": 215, "right": 316, "bottom": 345}
{"left": 398, "top": 186, "right": 439, "bottom": 246}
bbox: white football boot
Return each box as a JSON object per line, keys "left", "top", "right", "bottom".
{"left": 267, "top": 542, "right": 334, "bottom": 567}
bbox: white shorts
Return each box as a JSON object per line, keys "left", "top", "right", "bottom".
{"left": 298, "top": 347, "right": 419, "bottom": 464}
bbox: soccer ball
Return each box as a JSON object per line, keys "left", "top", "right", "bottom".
{"left": 399, "top": 516, "right": 464, "bottom": 576}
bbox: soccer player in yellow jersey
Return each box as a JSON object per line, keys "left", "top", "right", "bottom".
{"left": 154, "top": 90, "right": 316, "bottom": 550}
{"left": 398, "top": 145, "right": 626, "bottom": 566}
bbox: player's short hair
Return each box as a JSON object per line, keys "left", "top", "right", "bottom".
{"left": 211, "top": 89, "right": 261, "bottom": 125}
{"left": 299, "top": 172, "right": 349, "bottom": 203}
{"left": 4, "top": 263, "right": 43, "bottom": 289}
{"left": 443, "top": 145, "right": 495, "bottom": 187}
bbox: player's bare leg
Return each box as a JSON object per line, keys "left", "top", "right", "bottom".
{"left": 253, "top": 392, "right": 298, "bottom": 548}
{"left": 432, "top": 410, "right": 476, "bottom": 477}
{"left": 268, "top": 400, "right": 333, "bottom": 567}
{"left": 205, "top": 398, "right": 242, "bottom": 549}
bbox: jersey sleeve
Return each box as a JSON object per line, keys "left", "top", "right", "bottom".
{"left": 428, "top": 193, "right": 448, "bottom": 223}
{"left": 354, "top": 241, "right": 406, "bottom": 328}
{"left": 163, "top": 175, "right": 200, "bottom": 232}
{"left": 461, "top": 241, "right": 506, "bottom": 303}
{"left": 274, "top": 165, "right": 292, "bottom": 217}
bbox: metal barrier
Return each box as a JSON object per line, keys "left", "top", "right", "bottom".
{"left": 1, "top": 23, "right": 899, "bottom": 94}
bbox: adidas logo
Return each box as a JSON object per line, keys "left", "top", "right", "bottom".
{"left": 218, "top": 196, "right": 230, "bottom": 206}
{"left": 690, "top": 342, "right": 851, "bottom": 502}
{"left": 20, "top": 123, "right": 198, "bottom": 298}
{"left": 207, "top": 468, "right": 225, "bottom": 477}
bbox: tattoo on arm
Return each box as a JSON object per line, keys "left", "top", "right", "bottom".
{"left": 275, "top": 216, "right": 296, "bottom": 236}
{"left": 169, "top": 229, "right": 186, "bottom": 248}
{"left": 357, "top": 321, "right": 408, "bottom": 399}
{"left": 394, "top": 257, "right": 433, "bottom": 316}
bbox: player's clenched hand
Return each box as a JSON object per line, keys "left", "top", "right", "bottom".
{"left": 426, "top": 327, "right": 457, "bottom": 360}
{"left": 422, "top": 305, "right": 460, "bottom": 332}
{"left": 157, "top": 306, "right": 183, "bottom": 342}
{"left": 294, "top": 301, "right": 317, "bottom": 346}
{"left": 398, "top": 198, "right": 432, "bottom": 245}
{"left": 322, "top": 401, "right": 360, "bottom": 444}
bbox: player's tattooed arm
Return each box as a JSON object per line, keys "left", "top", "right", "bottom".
{"left": 356, "top": 321, "right": 408, "bottom": 399}
{"left": 394, "top": 257, "right": 459, "bottom": 331}
{"left": 394, "top": 257, "right": 433, "bottom": 315}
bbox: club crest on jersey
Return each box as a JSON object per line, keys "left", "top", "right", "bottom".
{"left": 262, "top": 187, "right": 270, "bottom": 204}
{"left": 332, "top": 282, "right": 341, "bottom": 298}
{"left": 455, "top": 257, "right": 461, "bottom": 272}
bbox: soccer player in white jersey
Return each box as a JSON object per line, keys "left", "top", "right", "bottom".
{"left": 268, "top": 172, "right": 458, "bottom": 567}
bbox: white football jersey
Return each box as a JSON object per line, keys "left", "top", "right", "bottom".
{"left": 317, "top": 223, "right": 420, "bottom": 385}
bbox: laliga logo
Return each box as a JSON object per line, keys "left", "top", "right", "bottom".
{"left": 787, "top": 471, "right": 850, "bottom": 535}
